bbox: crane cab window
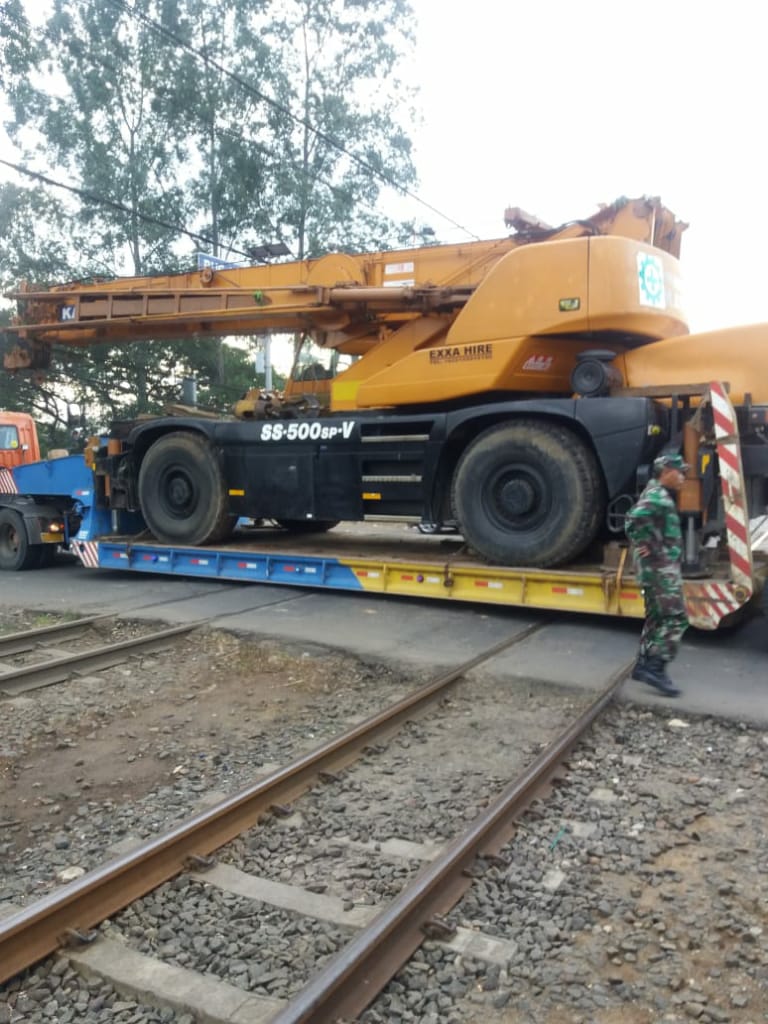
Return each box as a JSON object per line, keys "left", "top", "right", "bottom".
{"left": 292, "top": 339, "right": 357, "bottom": 381}
{"left": 0, "top": 426, "right": 19, "bottom": 450}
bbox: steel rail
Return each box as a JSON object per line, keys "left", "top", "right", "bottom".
{"left": 0, "top": 614, "right": 110, "bottom": 658}
{"left": 0, "top": 623, "right": 199, "bottom": 696}
{"left": 268, "top": 657, "right": 634, "bottom": 1024}
{"left": 0, "top": 621, "right": 544, "bottom": 983}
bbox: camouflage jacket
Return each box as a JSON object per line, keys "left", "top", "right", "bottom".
{"left": 625, "top": 480, "right": 682, "bottom": 569}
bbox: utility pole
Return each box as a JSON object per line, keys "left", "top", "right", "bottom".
{"left": 264, "top": 337, "right": 272, "bottom": 391}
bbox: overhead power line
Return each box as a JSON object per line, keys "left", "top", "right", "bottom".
{"left": 98, "top": 0, "right": 480, "bottom": 241}
{"left": 0, "top": 157, "right": 254, "bottom": 260}
{"left": 1, "top": 1, "right": 482, "bottom": 249}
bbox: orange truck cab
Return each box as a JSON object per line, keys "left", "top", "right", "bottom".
{"left": 0, "top": 412, "right": 41, "bottom": 470}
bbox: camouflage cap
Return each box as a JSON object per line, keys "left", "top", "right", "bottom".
{"left": 653, "top": 453, "right": 690, "bottom": 474}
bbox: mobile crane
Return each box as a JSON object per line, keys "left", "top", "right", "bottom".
{"left": 1, "top": 195, "right": 767, "bottom": 629}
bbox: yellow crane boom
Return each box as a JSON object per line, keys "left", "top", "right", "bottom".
{"left": 3, "top": 195, "right": 691, "bottom": 411}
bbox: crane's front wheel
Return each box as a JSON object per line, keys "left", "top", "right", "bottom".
{"left": 138, "top": 432, "right": 234, "bottom": 546}
{"left": 451, "top": 420, "right": 604, "bottom": 567}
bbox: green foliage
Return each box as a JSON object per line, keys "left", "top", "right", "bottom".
{"left": 52, "top": 337, "right": 268, "bottom": 425}
{"left": 0, "top": 183, "right": 80, "bottom": 289}
{"left": 0, "top": 353, "right": 78, "bottom": 453}
{"left": 5, "top": 0, "right": 192, "bottom": 276}
{"left": 262, "top": 0, "right": 418, "bottom": 258}
{"left": 0, "top": 0, "right": 35, "bottom": 95}
{"left": 0, "top": 0, "right": 418, "bottom": 425}
{"left": 154, "top": 0, "right": 285, "bottom": 258}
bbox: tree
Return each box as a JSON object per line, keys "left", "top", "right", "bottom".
{"left": 0, "top": 0, "right": 419, "bottom": 422}
{"left": 152, "top": 0, "right": 286, "bottom": 260}
{"left": 144, "top": 0, "right": 418, "bottom": 261}
{"left": 2, "top": 1, "right": 199, "bottom": 421}
{"left": 0, "top": 183, "right": 86, "bottom": 446}
{"left": 0, "top": 317, "right": 76, "bottom": 453}
{"left": 5, "top": 0, "right": 192, "bottom": 277}
{"left": 244, "top": 0, "right": 419, "bottom": 371}
{"left": 54, "top": 337, "right": 263, "bottom": 424}
{"left": 0, "top": 0, "right": 35, "bottom": 96}
{"left": 263, "top": 0, "right": 418, "bottom": 259}
{"left": 0, "top": 183, "right": 80, "bottom": 290}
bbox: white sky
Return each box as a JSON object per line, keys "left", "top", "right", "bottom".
{"left": 3, "top": 0, "right": 766, "bottom": 337}
{"left": 398, "top": 0, "right": 767, "bottom": 333}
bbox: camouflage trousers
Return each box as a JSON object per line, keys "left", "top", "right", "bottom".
{"left": 637, "top": 566, "right": 689, "bottom": 662}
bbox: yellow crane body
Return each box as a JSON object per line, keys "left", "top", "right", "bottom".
{"left": 3, "top": 195, "right": 690, "bottom": 411}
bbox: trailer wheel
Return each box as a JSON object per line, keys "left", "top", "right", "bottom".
{"left": 275, "top": 519, "right": 340, "bottom": 534}
{"left": 451, "top": 420, "right": 603, "bottom": 567}
{"left": 138, "top": 432, "right": 234, "bottom": 546}
{"left": 0, "top": 509, "right": 40, "bottom": 571}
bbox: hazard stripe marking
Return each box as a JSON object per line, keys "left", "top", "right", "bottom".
{"left": 725, "top": 512, "right": 749, "bottom": 545}
{"left": 709, "top": 380, "right": 753, "bottom": 595}
{"left": 77, "top": 542, "right": 100, "bottom": 569}
{"left": 713, "top": 409, "right": 734, "bottom": 435}
{"left": 718, "top": 447, "right": 740, "bottom": 472}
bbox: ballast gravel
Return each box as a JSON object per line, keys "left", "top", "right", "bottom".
{"left": 1, "top": 606, "right": 766, "bottom": 1024}
{"left": 362, "top": 705, "right": 768, "bottom": 1024}
{"left": 0, "top": 960, "right": 187, "bottom": 1024}
{"left": 1, "top": 618, "right": 418, "bottom": 1022}
{"left": 220, "top": 681, "right": 588, "bottom": 902}
{"left": 114, "top": 879, "right": 352, "bottom": 1000}
{"left": 0, "top": 625, "right": 416, "bottom": 908}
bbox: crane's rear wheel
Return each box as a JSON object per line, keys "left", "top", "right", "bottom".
{"left": 0, "top": 508, "right": 41, "bottom": 571}
{"left": 275, "top": 519, "right": 340, "bottom": 534}
{"left": 451, "top": 420, "right": 603, "bottom": 567}
{"left": 138, "top": 432, "right": 234, "bottom": 546}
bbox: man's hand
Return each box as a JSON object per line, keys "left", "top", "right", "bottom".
{"left": 635, "top": 544, "right": 651, "bottom": 558}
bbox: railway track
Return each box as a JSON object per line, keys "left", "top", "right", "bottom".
{"left": 0, "top": 614, "right": 110, "bottom": 657}
{"left": 0, "top": 587, "right": 330, "bottom": 698}
{"left": 0, "top": 616, "right": 200, "bottom": 697}
{"left": 270, "top": 659, "right": 632, "bottom": 1024}
{"left": 0, "top": 623, "right": 635, "bottom": 1022}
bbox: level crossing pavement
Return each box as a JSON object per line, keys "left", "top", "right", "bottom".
{"left": 0, "top": 557, "right": 766, "bottom": 725}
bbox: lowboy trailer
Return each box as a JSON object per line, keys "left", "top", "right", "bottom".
{"left": 2, "top": 195, "right": 768, "bottom": 626}
{"left": 1, "top": 380, "right": 766, "bottom": 630}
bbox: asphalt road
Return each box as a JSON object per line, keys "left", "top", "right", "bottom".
{"left": 1, "top": 557, "right": 766, "bottom": 725}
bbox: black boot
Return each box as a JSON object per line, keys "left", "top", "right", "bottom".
{"left": 631, "top": 654, "right": 649, "bottom": 681}
{"left": 632, "top": 655, "right": 681, "bottom": 698}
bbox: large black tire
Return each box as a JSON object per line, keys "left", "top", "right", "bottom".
{"left": 138, "top": 432, "right": 234, "bottom": 546}
{"left": 275, "top": 519, "right": 340, "bottom": 534}
{"left": 451, "top": 420, "right": 604, "bottom": 567}
{"left": 0, "top": 508, "right": 40, "bottom": 571}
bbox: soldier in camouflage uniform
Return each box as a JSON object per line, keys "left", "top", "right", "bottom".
{"left": 625, "top": 453, "right": 690, "bottom": 697}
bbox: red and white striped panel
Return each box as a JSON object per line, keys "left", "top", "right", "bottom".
{"left": 710, "top": 381, "right": 753, "bottom": 590}
{"left": 683, "top": 381, "right": 754, "bottom": 629}
{"left": 0, "top": 468, "right": 18, "bottom": 494}
{"left": 75, "top": 541, "right": 100, "bottom": 569}
{"left": 684, "top": 580, "right": 745, "bottom": 629}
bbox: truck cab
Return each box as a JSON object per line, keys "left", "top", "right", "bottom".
{"left": 0, "top": 412, "right": 41, "bottom": 470}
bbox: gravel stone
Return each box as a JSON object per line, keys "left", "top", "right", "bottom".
{"left": 2, "top": 610, "right": 767, "bottom": 1022}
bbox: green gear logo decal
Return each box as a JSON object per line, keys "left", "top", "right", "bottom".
{"left": 637, "top": 253, "right": 666, "bottom": 309}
